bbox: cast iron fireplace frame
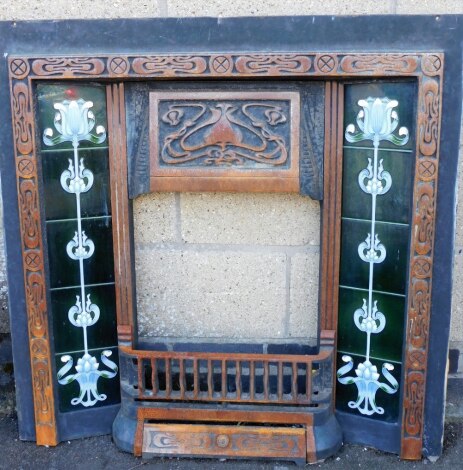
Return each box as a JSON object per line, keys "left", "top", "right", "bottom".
{"left": 6, "top": 48, "right": 443, "bottom": 462}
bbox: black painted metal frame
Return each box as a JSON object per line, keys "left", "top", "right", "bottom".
{"left": 0, "top": 15, "right": 462, "bottom": 458}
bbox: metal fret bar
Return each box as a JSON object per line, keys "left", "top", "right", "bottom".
{"left": 151, "top": 359, "right": 158, "bottom": 395}
{"left": 278, "top": 361, "right": 283, "bottom": 400}
{"left": 263, "top": 361, "right": 269, "bottom": 400}
{"left": 207, "top": 359, "right": 213, "bottom": 399}
{"left": 193, "top": 359, "right": 199, "bottom": 399}
{"left": 292, "top": 362, "right": 298, "bottom": 402}
{"left": 179, "top": 359, "right": 185, "bottom": 399}
{"left": 165, "top": 359, "right": 172, "bottom": 397}
{"left": 250, "top": 361, "right": 255, "bottom": 399}
{"left": 236, "top": 360, "right": 242, "bottom": 400}
{"left": 138, "top": 359, "right": 144, "bottom": 396}
{"left": 221, "top": 360, "right": 227, "bottom": 398}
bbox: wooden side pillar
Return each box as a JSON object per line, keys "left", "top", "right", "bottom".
{"left": 319, "top": 81, "right": 344, "bottom": 333}
{"left": 107, "top": 83, "right": 135, "bottom": 346}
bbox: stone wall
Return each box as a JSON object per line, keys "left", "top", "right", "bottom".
{"left": 0, "top": 2, "right": 462, "bottom": 355}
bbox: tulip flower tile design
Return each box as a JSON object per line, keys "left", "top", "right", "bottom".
{"left": 337, "top": 97, "right": 408, "bottom": 416}
{"left": 44, "top": 99, "right": 118, "bottom": 407}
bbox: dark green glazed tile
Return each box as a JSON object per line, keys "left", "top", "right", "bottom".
{"left": 341, "top": 147, "right": 413, "bottom": 225}
{"left": 335, "top": 352, "right": 401, "bottom": 423}
{"left": 51, "top": 283, "right": 117, "bottom": 354}
{"left": 337, "top": 287, "right": 405, "bottom": 363}
{"left": 46, "top": 217, "right": 114, "bottom": 289}
{"left": 56, "top": 347, "right": 120, "bottom": 413}
{"left": 36, "top": 83, "right": 108, "bottom": 152}
{"left": 343, "top": 81, "right": 416, "bottom": 152}
{"left": 339, "top": 218, "right": 410, "bottom": 295}
{"left": 42, "top": 148, "right": 111, "bottom": 221}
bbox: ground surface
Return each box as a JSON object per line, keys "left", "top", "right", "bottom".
{"left": 0, "top": 415, "right": 462, "bottom": 470}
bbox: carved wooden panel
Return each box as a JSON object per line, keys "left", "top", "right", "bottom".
{"left": 149, "top": 91, "right": 300, "bottom": 192}
{"left": 401, "top": 56, "right": 444, "bottom": 460}
{"left": 11, "top": 78, "right": 58, "bottom": 446}
{"left": 142, "top": 424, "right": 306, "bottom": 461}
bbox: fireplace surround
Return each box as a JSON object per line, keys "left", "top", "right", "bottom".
{"left": 1, "top": 15, "right": 462, "bottom": 463}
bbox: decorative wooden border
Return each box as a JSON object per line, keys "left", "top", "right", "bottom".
{"left": 8, "top": 52, "right": 443, "bottom": 458}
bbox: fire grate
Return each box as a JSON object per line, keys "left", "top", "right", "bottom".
{"left": 124, "top": 345, "right": 332, "bottom": 405}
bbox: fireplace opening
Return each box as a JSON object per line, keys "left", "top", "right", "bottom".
{"left": 133, "top": 192, "right": 321, "bottom": 349}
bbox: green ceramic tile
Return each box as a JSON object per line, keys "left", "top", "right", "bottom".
{"left": 339, "top": 218, "right": 409, "bottom": 295}
{"left": 337, "top": 287, "right": 405, "bottom": 363}
{"left": 341, "top": 147, "right": 413, "bottom": 225}
{"left": 36, "top": 83, "right": 108, "bottom": 152}
{"left": 343, "top": 81, "right": 416, "bottom": 152}
{"left": 51, "top": 283, "right": 117, "bottom": 354}
{"left": 42, "top": 148, "right": 111, "bottom": 221}
{"left": 46, "top": 217, "right": 114, "bottom": 289}
{"left": 56, "top": 347, "right": 120, "bottom": 413}
{"left": 335, "top": 352, "right": 401, "bottom": 423}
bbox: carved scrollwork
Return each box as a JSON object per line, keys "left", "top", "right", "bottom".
{"left": 19, "top": 179, "right": 40, "bottom": 250}
{"left": 132, "top": 56, "right": 207, "bottom": 76}
{"left": 402, "top": 371, "right": 424, "bottom": 437}
{"left": 340, "top": 54, "right": 419, "bottom": 75}
{"left": 26, "top": 272, "right": 47, "bottom": 338}
{"left": 234, "top": 434, "right": 301, "bottom": 454}
{"left": 414, "top": 184, "right": 434, "bottom": 256}
{"left": 11, "top": 72, "right": 57, "bottom": 438}
{"left": 32, "top": 57, "right": 105, "bottom": 77}
{"left": 402, "top": 64, "right": 442, "bottom": 451}
{"left": 144, "top": 429, "right": 303, "bottom": 457}
{"left": 419, "top": 79, "right": 440, "bottom": 157}
{"left": 235, "top": 54, "right": 311, "bottom": 74}
{"left": 409, "top": 279, "right": 430, "bottom": 350}
{"left": 33, "top": 362, "right": 53, "bottom": 420}
{"left": 159, "top": 101, "right": 289, "bottom": 167}
{"left": 12, "top": 81, "right": 33, "bottom": 155}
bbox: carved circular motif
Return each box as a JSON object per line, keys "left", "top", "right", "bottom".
{"left": 316, "top": 54, "right": 337, "bottom": 73}
{"left": 216, "top": 434, "right": 230, "bottom": 448}
{"left": 409, "top": 350, "right": 426, "bottom": 370}
{"left": 18, "top": 158, "right": 35, "bottom": 177}
{"left": 108, "top": 56, "right": 129, "bottom": 75}
{"left": 413, "top": 258, "right": 432, "bottom": 278}
{"left": 24, "top": 250, "right": 42, "bottom": 271}
{"left": 10, "top": 58, "right": 30, "bottom": 79}
{"left": 211, "top": 55, "right": 233, "bottom": 74}
{"left": 422, "top": 54, "right": 442, "bottom": 76}
{"left": 31, "top": 338, "right": 48, "bottom": 360}
{"left": 418, "top": 160, "right": 437, "bottom": 180}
